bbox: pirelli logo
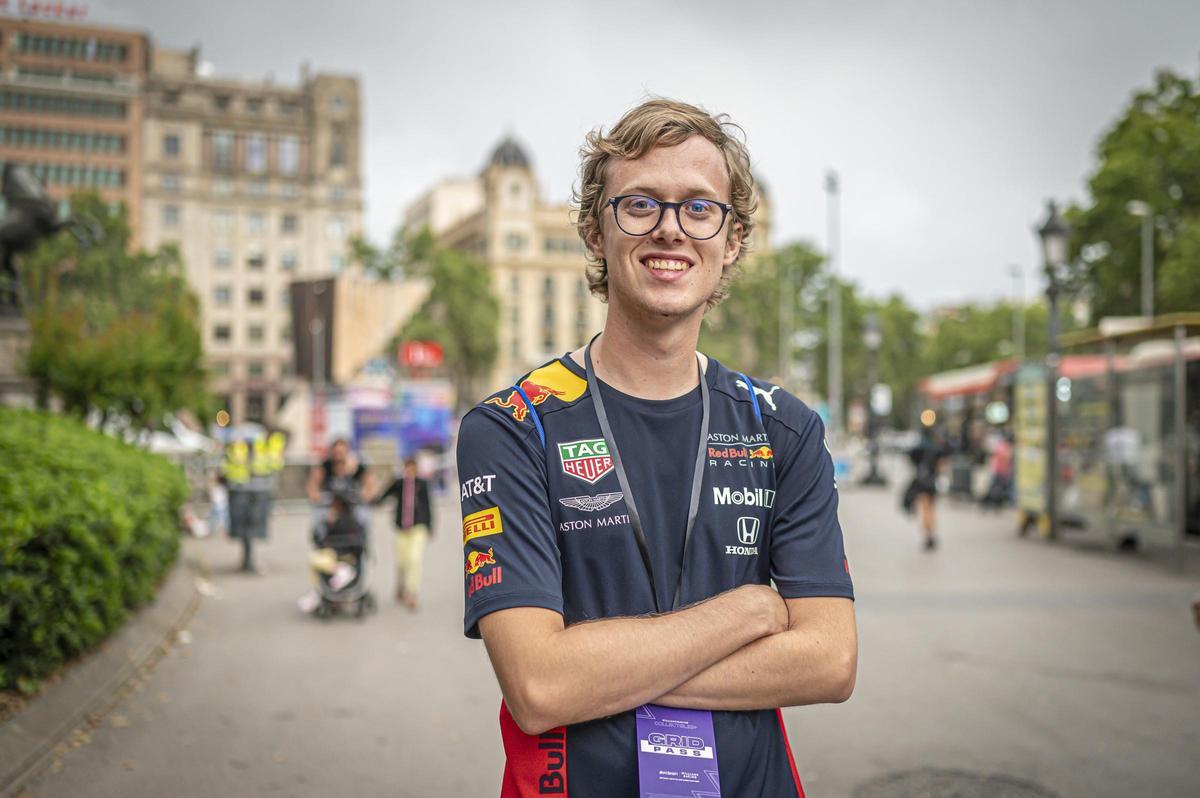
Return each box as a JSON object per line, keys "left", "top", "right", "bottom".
{"left": 463, "top": 506, "right": 503, "bottom": 546}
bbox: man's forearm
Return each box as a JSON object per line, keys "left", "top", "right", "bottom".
{"left": 480, "top": 586, "right": 785, "bottom": 734}
{"left": 654, "top": 597, "right": 857, "bottom": 711}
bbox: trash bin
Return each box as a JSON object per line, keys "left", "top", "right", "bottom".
{"left": 228, "top": 478, "right": 273, "bottom": 571}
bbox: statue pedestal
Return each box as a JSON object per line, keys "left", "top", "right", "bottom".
{"left": 0, "top": 314, "right": 34, "bottom": 408}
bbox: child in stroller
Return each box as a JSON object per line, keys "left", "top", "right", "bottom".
{"left": 297, "top": 490, "right": 377, "bottom": 618}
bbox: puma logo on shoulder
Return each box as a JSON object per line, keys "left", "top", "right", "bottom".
{"left": 735, "top": 380, "right": 781, "bottom": 412}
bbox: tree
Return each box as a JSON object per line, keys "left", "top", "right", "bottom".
{"left": 20, "top": 193, "right": 208, "bottom": 429}
{"left": 700, "top": 242, "right": 826, "bottom": 379}
{"left": 1070, "top": 67, "right": 1200, "bottom": 318}
{"left": 385, "top": 228, "right": 499, "bottom": 411}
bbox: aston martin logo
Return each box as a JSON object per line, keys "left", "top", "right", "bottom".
{"left": 559, "top": 493, "right": 624, "bottom": 512}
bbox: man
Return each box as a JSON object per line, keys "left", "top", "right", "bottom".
{"left": 457, "top": 99, "right": 857, "bottom": 797}
{"left": 378, "top": 456, "right": 434, "bottom": 609}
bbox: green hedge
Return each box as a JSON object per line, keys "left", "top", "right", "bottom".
{"left": 0, "top": 408, "right": 187, "bottom": 693}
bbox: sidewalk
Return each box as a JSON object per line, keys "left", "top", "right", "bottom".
{"left": 0, "top": 538, "right": 206, "bottom": 796}
{"left": 788, "top": 485, "right": 1200, "bottom": 798}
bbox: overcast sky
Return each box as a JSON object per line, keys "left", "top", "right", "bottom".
{"left": 93, "top": 0, "right": 1200, "bottom": 309}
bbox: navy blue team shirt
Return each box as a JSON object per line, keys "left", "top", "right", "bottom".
{"left": 458, "top": 354, "right": 853, "bottom": 798}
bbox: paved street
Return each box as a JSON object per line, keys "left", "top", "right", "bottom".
{"left": 19, "top": 486, "right": 1200, "bottom": 797}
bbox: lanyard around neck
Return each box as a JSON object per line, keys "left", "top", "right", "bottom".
{"left": 584, "top": 336, "right": 710, "bottom": 613}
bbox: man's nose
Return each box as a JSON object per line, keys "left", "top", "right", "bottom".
{"left": 651, "top": 206, "right": 685, "bottom": 244}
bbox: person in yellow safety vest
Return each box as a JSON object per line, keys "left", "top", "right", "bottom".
{"left": 266, "top": 431, "right": 287, "bottom": 474}
{"left": 223, "top": 439, "right": 251, "bottom": 485}
{"left": 251, "top": 436, "right": 273, "bottom": 477}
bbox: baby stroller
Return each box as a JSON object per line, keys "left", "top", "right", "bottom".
{"left": 310, "top": 490, "right": 377, "bottom": 619}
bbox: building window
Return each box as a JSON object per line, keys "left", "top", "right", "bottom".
{"left": 163, "top": 90, "right": 180, "bottom": 105}
{"left": 542, "top": 276, "right": 555, "bottom": 298}
{"left": 161, "top": 173, "right": 181, "bottom": 193}
{"left": 330, "top": 124, "right": 346, "bottom": 167}
{"left": 326, "top": 216, "right": 345, "bottom": 239}
{"left": 247, "top": 212, "right": 265, "bottom": 234}
{"left": 506, "top": 232, "right": 526, "bottom": 252}
{"left": 509, "top": 274, "right": 520, "bottom": 296}
{"left": 214, "top": 248, "right": 232, "bottom": 268}
{"left": 245, "top": 133, "right": 267, "bottom": 173}
{"left": 510, "top": 306, "right": 519, "bottom": 325}
{"left": 247, "top": 287, "right": 265, "bottom": 306}
{"left": 281, "top": 213, "right": 298, "bottom": 234}
{"left": 247, "top": 361, "right": 265, "bottom": 378}
{"left": 213, "top": 324, "right": 232, "bottom": 344}
{"left": 281, "top": 251, "right": 298, "bottom": 271}
{"left": 281, "top": 361, "right": 294, "bottom": 377}
{"left": 247, "top": 325, "right": 265, "bottom": 345}
{"left": 248, "top": 178, "right": 267, "bottom": 197}
{"left": 330, "top": 95, "right": 345, "bottom": 112}
{"left": 213, "top": 285, "right": 231, "bottom": 306}
{"left": 330, "top": 253, "right": 345, "bottom": 273}
{"left": 280, "top": 101, "right": 299, "bottom": 117}
{"left": 163, "top": 133, "right": 180, "bottom": 158}
{"left": 280, "top": 182, "right": 298, "bottom": 200}
{"left": 212, "top": 209, "right": 235, "bottom": 234}
{"left": 209, "top": 361, "right": 230, "bottom": 377}
{"left": 162, "top": 204, "right": 180, "bottom": 227}
{"left": 245, "top": 393, "right": 265, "bottom": 423}
{"left": 277, "top": 135, "right": 299, "bottom": 175}
{"left": 213, "top": 177, "right": 234, "bottom": 197}
{"left": 211, "top": 130, "right": 234, "bottom": 171}
{"left": 247, "top": 249, "right": 266, "bottom": 270}
{"left": 281, "top": 325, "right": 292, "bottom": 343}
{"left": 245, "top": 98, "right": 263, "bottom": 115}
{"left": 280, "top": 289, "right": 290, "bottom": 308}
{"left": 331, "top": 186, "right": 346, "bottom": 202}
{"left": 214, "top": 94, "right": 231, "bottom": 112}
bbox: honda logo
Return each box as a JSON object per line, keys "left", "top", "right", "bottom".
{"left": 736, "top": 516, "right": 760, "bottom": 546}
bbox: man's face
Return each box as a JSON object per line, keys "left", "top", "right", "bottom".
{"left": 331, "top": 441, "right": 348, "bottom": 464}
{"left": 589, "top": 135, "right": 742, "bottom": 322}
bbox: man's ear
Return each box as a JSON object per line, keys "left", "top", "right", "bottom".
{"left": 586, "top": 224, "right": 605, "bottom": 263}
{"left": 723, "top": 221, "right": 743, "bottom": 267}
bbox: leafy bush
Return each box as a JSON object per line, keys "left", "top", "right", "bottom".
{"left": 0, "top": 408, "right": 186, "bottom": 693}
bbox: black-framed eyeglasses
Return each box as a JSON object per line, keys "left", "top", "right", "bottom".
{"left": 606, "top": 194, "right": 733, "bottom": 241}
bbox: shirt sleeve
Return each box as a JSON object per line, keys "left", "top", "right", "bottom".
{"left": 766, "top": 399, "right": 854, "bottom": 600}
{"left": 458, "top": 406, "right": 563, "bottom": 638}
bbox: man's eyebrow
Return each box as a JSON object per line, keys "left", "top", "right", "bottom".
{"left": 616, "top": 185, "right": 721, "bottom": 199}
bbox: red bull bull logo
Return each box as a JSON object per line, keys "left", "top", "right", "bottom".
{"left": 465, "top": 548, "right": 502, "bottom": 597}
{"left": 748, "top": 445, "right": 773, "bottom": 460}
{"left": 465, "top": 546, "right": 497, "bottom": 575}
{"left": 484, "top": 362, "right": 587, "bottom": 422}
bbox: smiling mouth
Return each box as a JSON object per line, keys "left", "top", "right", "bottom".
{"left": 642, "top": 257, "right": 691, "bottom": 272}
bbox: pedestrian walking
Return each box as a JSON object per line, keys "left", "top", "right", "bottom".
{"left": 377, "top": 456, "right": 433, "bottom": 610}
{"left": 907, "top": 424, "right": 950, "bottom": 550}
{"left": 456, "top": 99, "right": 856, "bottom": 796}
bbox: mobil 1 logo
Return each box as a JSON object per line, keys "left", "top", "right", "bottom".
{"left": 712, "top": 485, "right": 775, "bottom": 508}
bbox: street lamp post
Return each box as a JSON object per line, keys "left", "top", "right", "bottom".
{"left": 1126, "top": 200, "right": 1154, "bottom": 319}
{"left": 1008, "top": 263, "right": 1025, "bottom": 361}
{"left": 861, "top": 312, "right": 886, "bottom": 486}
{"left": 1036, "top": 200, "right": 1070, "bottom": 541}
{"left": 825, "top": 170, "right": 842, "bottom": 438}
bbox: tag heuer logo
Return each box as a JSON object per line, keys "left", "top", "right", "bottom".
{"left": 557, "top": 438, "right": 614, "bottom": 484}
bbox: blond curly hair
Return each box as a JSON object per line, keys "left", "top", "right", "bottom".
{"left": 574, "top": 98, "right": 757, "bottom": 309}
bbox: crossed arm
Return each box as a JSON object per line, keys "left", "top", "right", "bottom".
{"left": 478, "top": 587, "right": 856, "bottom": 735}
